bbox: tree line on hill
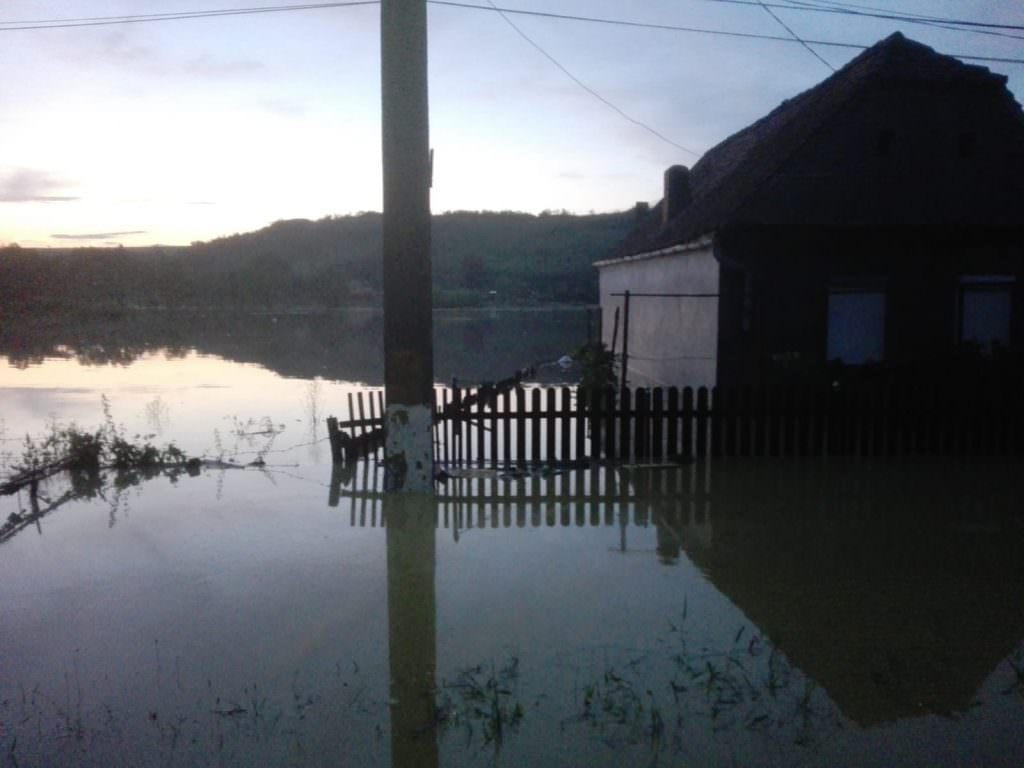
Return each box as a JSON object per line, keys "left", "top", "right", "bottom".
{"left": 0, "top": 210, "right": 633, "bottom": 312}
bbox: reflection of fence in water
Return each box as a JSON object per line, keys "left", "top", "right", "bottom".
{"left": 328, "top": 459, "right": 714, "bottom": 539}
{"left": 329, "top": 382, "right": 1024, "bottom": 466}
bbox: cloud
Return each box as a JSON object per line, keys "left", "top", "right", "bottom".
{"left": 95, "top": 30, "right": 264, "bottom": 80}
{"left": 186, "top": 201, "right": 217, "bottom": 206}
{"left": 184, "top": 54, "right": 264, "bottom": 78}
{"left": 51, "top": 231, "right": 146, "bottom": 241}
{"left": 258, "top": 98, "right": 308, "bottom": 118}
{"left": 0, "top": 169, "right": 78, "bottom": 203}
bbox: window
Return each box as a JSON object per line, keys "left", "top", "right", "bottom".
{"left": 826, "top": 279, "right": 886, "bottom": 365}
{"left": 959, "top": 275, "right": 1013, "bottom": 353}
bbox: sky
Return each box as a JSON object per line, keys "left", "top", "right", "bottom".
{"left": 0, "top": 0, "right": 1021, "bottom": 247}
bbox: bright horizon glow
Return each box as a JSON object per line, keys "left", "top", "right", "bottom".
{"left": 1, "top": 0, "right": 1021, "bottom": 247}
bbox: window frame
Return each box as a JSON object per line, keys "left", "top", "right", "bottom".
{"left": 825, "top": 276, "right": 888, "bottom": 366}
{"left": 956, "top": 274, "right": 1014, "bottom": 354}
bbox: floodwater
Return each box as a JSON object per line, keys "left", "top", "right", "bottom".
{"left": 2, "top": 309, "right": 1024, "bottom": 767}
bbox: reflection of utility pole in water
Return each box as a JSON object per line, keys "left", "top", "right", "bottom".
{"left": 385, "top": 494, "right": 438, "bottom": 768}
{"left": 381, "top": 0, "right": 434, "bottom": 492}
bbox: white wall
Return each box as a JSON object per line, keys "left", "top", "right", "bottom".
{"left": 598, "top": 242, "right": 719, "bottom": 389}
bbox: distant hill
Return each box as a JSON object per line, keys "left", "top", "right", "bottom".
{"left": 1, "top": 210, "right": 633, "bottom": 312}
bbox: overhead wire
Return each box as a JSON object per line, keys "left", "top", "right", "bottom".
{"left": 694, "top": 0, "right": 1024, "bottom": 32}
{"left": 0, "top": 1, "right": 378, "bottom": 31}
{"left": 482, "top": 0, "right": 699, "bottom": 156}
{"left": 775, "top": 0, "right": 1024, "bottom": 42}
{"left": 425, "top": 2, "right": 1024, "bottom": 65}
{"left": 754, "top": 0, "right": 836, "bottom": 72}
{"left": 2, "top": 1, "right": 1022, "bottom": 65}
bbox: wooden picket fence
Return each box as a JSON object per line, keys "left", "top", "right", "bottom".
{"left": 327, "top": 382, "right": 1024, "bottom": 465}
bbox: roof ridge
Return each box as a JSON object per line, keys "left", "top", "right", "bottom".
{"left": 611, "top": 32, "right": 1019, "bottom": 258}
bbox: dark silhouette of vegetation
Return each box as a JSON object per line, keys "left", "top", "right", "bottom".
{"left": 2, "top": 400, "right": 198, "bottom": 499}
{"left": 1, "top": 210, "right": 632, "bottom": 312}
{"left": 574, "top": 340, "right": 618, "bottom": 392}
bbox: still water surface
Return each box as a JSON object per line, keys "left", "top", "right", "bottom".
{"left": 1, "top": 309, "right": 1023, "bottom": 767}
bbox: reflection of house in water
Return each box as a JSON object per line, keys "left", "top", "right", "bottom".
{"left": 619, "top": 465, "right": 714, "bottom": 562}
{"left": 336, "top": 458, "right": 1024, "bottom": 728}
{"left": 675, "top": 461, "right": 1024, "bottom": 726}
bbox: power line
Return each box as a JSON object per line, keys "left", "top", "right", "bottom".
{"left": 782, "top": 0, "right": 953, "bottom": 19}
{"left": 696, "top": 0, "right": 1024, "bottom": 32}
{"left": 0, "top": 1, "right": 378, "bottom": 31}
{"left": 2, "top": 0, "right": 1023, "bottom": 66}
{"left": 775, "top": 0, "right": 1024, "bottom": 42}
{"left": 425, "top": 2, "right": 1024, "bottom": 66}
{"left": 755, "top": 0, "right": 836, "bottom": 72}
{"left": 482, "top": 0, "right": 699, "bottom": 156}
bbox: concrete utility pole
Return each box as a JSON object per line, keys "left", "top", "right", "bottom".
{"left": 381, "top": 0, "right": 434, "bottom": 492}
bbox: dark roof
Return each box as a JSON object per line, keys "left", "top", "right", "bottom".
{"left": 614, "top": 32, "right": 1024, "bottom": 259}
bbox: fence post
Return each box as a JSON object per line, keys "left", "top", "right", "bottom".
{"left": 636, "top": 388, "right": 650, "bottom": 460}
{"left": 327, "top": 416, "right": 343, "bottom": 462}
{"left": 590, "top": 388, "right": 604, "bottom": 462}
{"left": 530, "top": 388, "right": 542, "bottom": 463}
{"left": 474, "top": 389, "right": 486, "bottom": 464}
{"left": 546, "top": 387, "right": 557, "bottom": 464}
{"left": 696, "top": 387, "right": 709, "bottom": 459}
{"left": 605, "top": 387, "right": 618, "bottom": 461}
{"left": 515, "top": 386, "right": 527, "bottom": 466}
{"left": 710, "top": 386, "right": 722, "bottom": 458}
{"left": 618, "top": 387, "right": 632, "bottom": 462}
{"left": 682, "top": 387, "right": 694, "bottom": 460}
{"left": 667, "top": 387, "right": 680, "bottom": 460}
{"left": 559, "top": 387, "right": 572, "bottom": 463}
{"left": 489, "top": 389, "right": 499, "bottom": 467}
{"left": 652, "top": 388, "right": 664, "bottom": 462}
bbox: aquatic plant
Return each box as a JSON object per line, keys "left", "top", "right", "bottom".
{"left": 435, "top": 657, "right": 525, "bottom": 751}
{"left": 564, "top": 611, "right": 844, "bottom": 759}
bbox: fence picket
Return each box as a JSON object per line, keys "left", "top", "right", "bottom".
{"left": 530, "top": 388, "right": 542, "bottom": 463}
{"left": 590, "top": 389, "right": 603, "bottom": 462}
{"left": 652, "top": 388, "right": 664, "bottom": 461}
{"left": 546, "top": 388, "right": 557, "bottom": 464}
{"left": 636, "top": 389, "right": 650, "bottom": 460}
{"left": 617, "top": 388, "right": 631, "bottom": 461}
{"left": 604, "top": 387, "right": 617, "bottom": 461}
{"left": 666, "top": 387, "right": 680, "bottom": 459}
{"left": 516, "top": 387, "right": 527, "bottom": 465}
{"left": 696, "top": 387, "right": 709, "bottom": 459}
{"left": 489, "top": 389, "right": 499, "bottom": 467}
{"left": 333, "top": 381, "right": 1023, "bottom": 466}
{"left": 560, "top": 387, "right": 572, "bottom": 463}
{"left": 682, "top": 387, "right": 694, "bottom": 460}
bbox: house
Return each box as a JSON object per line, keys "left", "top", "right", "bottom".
{"left": 596, "top": 33, "right": 1024, "bottom": 389}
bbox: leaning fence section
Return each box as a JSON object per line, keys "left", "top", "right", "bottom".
{"left": 326, "top": 382, "right": 1024, "bottom": 465}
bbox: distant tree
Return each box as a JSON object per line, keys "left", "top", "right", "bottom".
{"left": 459, "top": 252, "right": 492, "bottom": 290}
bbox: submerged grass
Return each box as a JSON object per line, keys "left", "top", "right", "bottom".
{"left": 435, "top": 657, "right": 525, "bottom": 752}
{"left": 565, "top": 609, "right": 843, "bottom": 760}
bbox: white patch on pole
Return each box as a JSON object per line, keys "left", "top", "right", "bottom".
{"left": 385, "top": 403, "right": 434, "bottom": 492}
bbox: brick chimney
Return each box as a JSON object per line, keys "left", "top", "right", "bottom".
{"left": 663, "top": 165, "right": 691, "bottom": 224}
